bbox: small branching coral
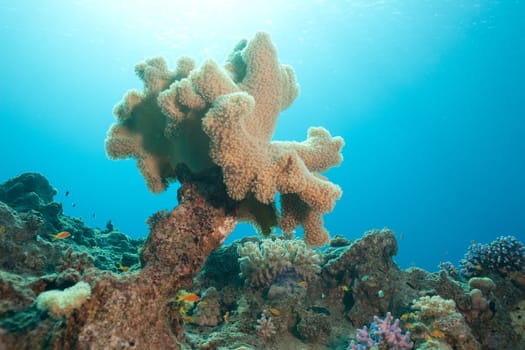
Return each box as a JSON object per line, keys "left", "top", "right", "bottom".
{"left": 256, "top": 309, "right": 276, "bottom": 340}
{"left": 438, "top": 261, "right": 459, "bottom": 280}
{"left": 459, "top": 235, "right": 525, "bottom": 278}
{"left": 348, "top": 312, "right": 413, "bottom": 350}
{"left": 56, "top": 247, "right": 94, "bottom": 274}
{"left": 237, "top": 237, "right": 322, "bottom": 287}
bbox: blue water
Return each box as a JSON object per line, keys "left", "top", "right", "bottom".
{"left": 1, "top": 1, "right": 524, "bottom": 271}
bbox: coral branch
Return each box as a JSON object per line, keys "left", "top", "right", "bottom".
{"left": 105, "top": 32, "right": 344, "bottom": 246}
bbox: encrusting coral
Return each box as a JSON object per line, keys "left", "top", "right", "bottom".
{"left": 105, "top": 32, "right": 344, "bottom": 246}
{"left": 237, "top": 237, "right": 322, "bottom": 287}
{"left": 412, "top": 295, "right": 457, "bottom": 320}
{"left": 35, "top": 281, "right": 91, "bottom": 318}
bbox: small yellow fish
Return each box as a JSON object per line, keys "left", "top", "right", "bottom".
{"left": 400, "top": 312, "right": 415, "bottom": 321}
{"left": 177, "top": 292, "right": 200, "bottom": 303}
{"left": 296, "top": 281, "right": 308, "bottom": 288}
{"left": 339, "top": 285, "right": 350, "bottom": 292}
{"left": 430, "top": 329, "right": 446, "bottom": 338}
{"left": 179, "top": 306, "right": 187, "bottom": 316}
{"left": 118, "top": 264, "right": 130, "bottom": 272}
{"left": 223, "top": 311, "right": 230, "bottom": 323}
{"left": 268, "top": 307, "right": 281, "bottom": 316}
{"left": 49, "top": 231, "right": 71, "bottom": 241}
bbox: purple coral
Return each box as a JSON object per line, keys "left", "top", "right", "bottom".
{"left": 460, "top": 235, "right": 525, "bottom": 278}
{"left": 348, "top": 312, "right": 413, "bottom": 350}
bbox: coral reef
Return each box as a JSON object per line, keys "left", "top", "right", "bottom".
{"left": 1, "top": 30, "right": 524, "bottom": 349}
{"left": 438, "top": 261, "right": 460, "bottom": 280}
{"left": 191, "top": 287, "right": 223, "bottom": 327}
{"left": 0, "top": 171, "right": 236, "bottom": 349}
{"left": 411, "top": 295, "right": 457, "bottom": 320}
{"left": 105, "top": 32, "right": 344, "bottom": 246}
{"left": 460, "top": 235, "right": 525, "bottom": 278}
{"left": 256, "top": 309, "right": 276, "bottom": 340}
{"left": 0, "top": 171, "right": 524, "bottom": 349}
{"left": 237, "top": 237, "right": 322, "bottom": 287}
{"left": 295, "top": 309, "right": 331, "bottom": 343}
{"left": 510, "top": 300, "right": 525, "bottom": 339}
{"left": 405, "top": 295, "right": 481, "bottom": 349}
{"left": 0, "top": 173, "right": 143, "bottom": 276}
{"left": 349, "top": 312, "right": 413, "bottom": 350}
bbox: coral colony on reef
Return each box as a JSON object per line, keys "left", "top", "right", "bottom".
{"left": 459, "top": 235, "right": 525, "bottom": 279}
{"left": 0, "top": 32, "right": 525, "bottom": 349}
{"left": 349, "top": 312, "right": 413, "bottom": 350}
{"left": 105, "top": 31, "right": 344, "bottom": 246}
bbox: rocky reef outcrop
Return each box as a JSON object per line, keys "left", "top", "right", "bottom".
{"left": 0, "top": 172, "right": 524, "bottom": 349}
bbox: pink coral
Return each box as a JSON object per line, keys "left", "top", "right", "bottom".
{"left": 349, "top": 312, "right": 413, "bottom": 350}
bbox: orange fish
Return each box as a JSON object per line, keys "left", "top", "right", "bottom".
{"left": 49, "top": 231, "right": 71, "bottom": 241}
{"left": 430, "top": 329, "right": 446, "bottom": 338}
{"left": 268, "top": 307, "right": 281, "bottom": 316}
{"left": 182, "top": 316, "right": 194, "bottom": 323}
{"left": 296, "top": 281, "right": 308, "bottom": 288}
{"left": 177, "top": 293, "right": 200, "bottom": 303}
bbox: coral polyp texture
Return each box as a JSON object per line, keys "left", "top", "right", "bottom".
{"left": 349, "top": 312, "right": 413, "bottom": 350}
{"left": 237, "top": 237, "right": 322, "bottom": 287}
{"left": 459, "top": 235, "right": 525, "bottom": 278}
{"left": 105, "top": 32, "right": 344, "bottom": 246}
{"left": 411, "top": 295, "right": 457, "bottom": 320}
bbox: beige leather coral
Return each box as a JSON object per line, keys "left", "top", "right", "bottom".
{"left": 106, "top": 32, "right": 344, "bottom": 246}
